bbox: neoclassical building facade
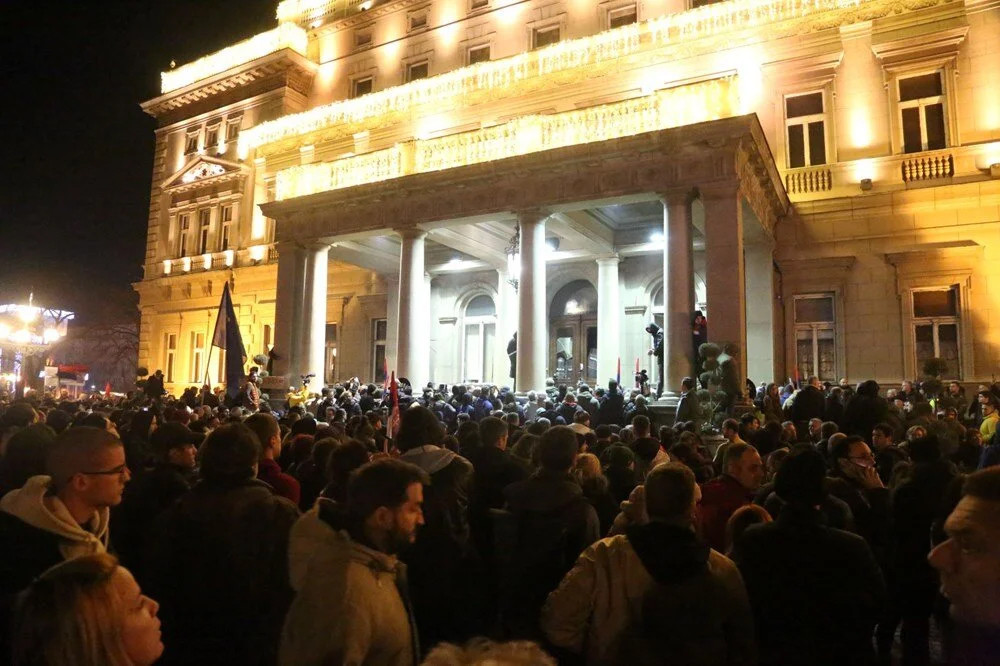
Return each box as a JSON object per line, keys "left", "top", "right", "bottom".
{"left": 137, "top": 0, "right": 1000, "bottom": 395}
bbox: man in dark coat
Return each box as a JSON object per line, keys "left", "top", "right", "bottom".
{"left": 842, "top": 380, "right": 890, "bottom": 439}
{"left": 111, "top": 422, "right": 201, "bottom": 584}
{"left": 145, "top": 423, "right": 300, "bottom": 666}
{"left": 674, "top": 377, "right": 701, "bottom": 428}
{"left": 507, "top": 333, "right": 517, "bottom": 386}
{"left": 734, "top": 447, "right": 886, "bottom": 665}
{"left": 145, "top": 369, "right": 166, "bottom": 401}
{"left": 645, "top": 322, "right": 664, "bottom": 398}
{"left": 596, "top": 379, "right": 625, "bottom": 427}
{"left": 499, "top": 426, "right": 600, "bottom": 638}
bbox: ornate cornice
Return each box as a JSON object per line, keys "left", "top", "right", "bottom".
{"left": 261, "top": 114, "right": 786, "bottom": 246}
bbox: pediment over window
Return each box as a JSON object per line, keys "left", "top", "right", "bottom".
{"left": 162, "top": 156, "right": 248, "bottom": 192}
{"left": 870, "top": 12, "right": 968, "bottom": 72}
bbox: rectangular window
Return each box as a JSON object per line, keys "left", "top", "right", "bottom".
{"left": 785, "top": 92, "right": 827, "bottom": 168}
{"left": 912, "top": 287, "right": 961, "bottom": 378}
{"left": 898, "top": 72, "right": 947, "bottom": 154}
{"left": 206, "top": 124, "right": 220, "bottom": 153}
{"left": 372, "top": 319, "right": 387, "bottom": 382}
{"left": 325, "top": 323, "right": 338, "bottom": 385}
{"left": 468, "top": 44, "right": 491, "bottom": 65}
{"left": 189, "top": 332, "right": 205, "bottom": 384}
{"left": 226, "top": 118, "right": 241, "bottom": 141}
{"left": 355, "top": 29, "right": 372, "bottom": 48}
{"left": 184, "top": 130, "right": 199, "bottom": 155}
{"left": 406, "top": 61, "right": 429, "bottom": 82}
{"left": 178, "top": 214, "right": 190, "bottom": 257}
{"left": 408, "top": 11, "right": 428, "bottom": 31}
{"left": 608, "top": 4, "right": 638, "bottom": 28}
{"left": 164, "top": 333, "right": 177, "bottom": 384}
{"left": 352, "top": 76, "right": 373, "bottom": 98}
{"left": 532, "top": 25, "right": 561, "bottom": 49}
{"left": 470, "top": 0, "right": 489, "bottom": 9}
{"left": 198, "top": 209, "right": 211, "bottom": 255}
{"left": 220, "top": 205, "right": 233, "bottom": 251}
{"left": 793, "top": 294, "right": 836, "bottom": 382}
{"left": 263, "top": 323, "right": 272, "bottom": 354}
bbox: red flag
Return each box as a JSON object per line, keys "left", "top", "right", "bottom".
{"left": 382, "top": 356, "right": 390, "bottom": 392}
{"left": 104, "top": 381, "right": 112, "bottom": 399}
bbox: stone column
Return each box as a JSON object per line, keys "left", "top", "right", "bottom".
{"left": 516, "top": 211, "right": 548, "bottom": 393}
{"left": 596, "top": 256, "right": 620, "bottom": 386}
{"left": 423, "top": 272, "right": 433, "bottom": 387}
{"left": 385, "top": 276, "right": 399, "bottom": 377}
{"left": 396, "top": 229, "right": 428, "bottom": 388}
{"left": 299, "top": 243, "right": 330, "bottom": 387}
{"left": 495, "top": 270, "right": 518, "bottom": 387}
{"left": 272, "top": 241, "right": 306, "bottom": 385}
{"left": 701, "top": 182, "right": 747, "bottom": 396}
{"left": 745, "top": 240, "right": 776, "bottom": 385}
{"left": 661, "top": 191, "right": 696, "bottom": 396}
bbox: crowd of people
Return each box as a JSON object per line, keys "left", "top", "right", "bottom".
{"left": 0, "top": 368, "right": 999, "bottom": 665}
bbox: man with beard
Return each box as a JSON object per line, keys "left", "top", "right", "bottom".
{"left": 280, "top": 459, "right": 428, "bottom": 665}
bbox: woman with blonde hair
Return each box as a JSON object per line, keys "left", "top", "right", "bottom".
{"left": 11, "top": 553, "right": 163, "bottom": 666}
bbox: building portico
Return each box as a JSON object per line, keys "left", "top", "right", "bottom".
{"left": 262, "top": 113, "right": 789, "bottom": 394}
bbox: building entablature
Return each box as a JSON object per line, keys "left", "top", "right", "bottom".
{"left": 142, "top": 48, "right": 317, "bottom": 125}
{"left": 260, "top": 113, "right": 789, "bottom": 244}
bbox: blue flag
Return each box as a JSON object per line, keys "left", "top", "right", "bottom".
{"left": 211, "top": 282, "right": 247, "bottom": 400}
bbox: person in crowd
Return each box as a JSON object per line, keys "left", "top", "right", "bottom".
{"left": 977, "top": 390, "right": 999, "bottom": 442}
{"left": 422, "top": 638, "right": 556, "bottom": 665}
{"left": 280, "top": 459, "right": 427, "bottom": 666}
{"left": 674, "top": 377, "right": 701, "bottom": 429}
{"left": 645, "top": 322, "right": 665, "bottom": 398}
{"left": 842, "top": 380, "right": 890, "bottom": 440}
{"left": 294, "top": 437, "right": 337, "bottom": 511}
{"left": 596, "top": 380, "right": 625, "bottom": 428}
{"left": 111, "top": 422, "right": 201, "bottom": 583}
{"left": 928, "top": 467, "right": 1000, "bottom": 663}
{"left": 499, "top": 426, "right": 600, "bottom": 638}
{"left": 123, "top": 410, "right": 157, "bottom": 474}
{"left": 0, "top": 426, "right": 128, "bottom": 602}
{"left": 827, "top": 435, "right": 890, "bottom": 560}
{"left": 871, "top": 422, "right": 908, "bottom": 486}
{"left": 145, "top": 423, "right": 299, "bottom": 666}
{"left": 0, "top": 423, "right": 56, "bottom": 495}
{"left": 784, "top": 379, "right": 825, "bottom": 435}
{"left": 396, "top": 406, "right": 480, "bottom": 650}
{"left": 713, "top": 418, "right": 746, "bottom": 476}
{"left": 724, "top": 504, "right": 772, "bottom": 558}
{"left": 824, "top": 387, "right": 845, "bottom": 427}
{"left": 760, "top": 383, "right": 784, "bottom": 425}
{"left": 877, "top": 435, "right": 956, "bottom": 664}
{"left": 245, "top": 412, "right": 301, "bottom": 505}
{"left": 807, "top": 417, "right": 824, "bottom": 445}
{"left": 572, "top": 453, "right": 618, "bottom": 536}
{"left": 602, "top": 444, "right": 638, "bottom": 505}
{"left": 630, "top": 415, "right": 667, "bottom": 482}
{"left": 10, "top": 553, "right": 163, "bottom": 666}
{"left": 699, "top": 443, "right": 763, "bottom": 552}
{"left": 541, "top": 462, "right": 755, "bottom": 665}
{"left": 734, "top": 447, "right": 885, "bottom": 665}
{"left": 468, "top": 416, "right": 528, "bottom": 563}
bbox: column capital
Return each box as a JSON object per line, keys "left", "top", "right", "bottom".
{"left": 516, "top": 209, "right": 549, "bottom": 226}
{"left": 698, "top": 180, "right": 742, "bottom": 201}
{"left": 657, "top": 187, "right": 696, "bottom": 206}
{"left": 595, "top": 254, "right": 621, "bottom": 266}
{"left": 394, "top": 227, "right": 428, "bottom": 240}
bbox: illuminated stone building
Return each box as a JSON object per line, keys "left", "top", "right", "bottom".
{"left": 137, "top": 0, "right": 1000, "bottom": 396}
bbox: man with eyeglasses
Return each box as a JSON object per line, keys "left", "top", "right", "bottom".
{"left": 0, "top": 426, "right": 129, "bottom": 616}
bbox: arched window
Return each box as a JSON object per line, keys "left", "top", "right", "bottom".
{"left": 463, "top": 295, "right": 496, "bottom": 383}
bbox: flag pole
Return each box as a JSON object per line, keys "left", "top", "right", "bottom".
{"left": 202, "top": 307, "right": 215, "bottom": 403}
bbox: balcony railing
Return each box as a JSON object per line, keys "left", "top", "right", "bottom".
{"left": 901, "top": 152, "right": 954, "bottom": 183}
{"left": 785, "top": 166, "right": 833, "bottom": 195}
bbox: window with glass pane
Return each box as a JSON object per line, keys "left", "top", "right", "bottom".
{"left": 352, "top": 76, "right": 373, "bottom": 98}
{"left": 794, "top": 294, "right": 836, "bottom": 381}
{"left": 185, "top": 131, "right": 199, "bottom": 155}
{"left": 325, "top": 323, "right": 338, "bottom": 385}
{"left": 178, "top": 214, "right": 190, "bottom": 257}
{"left": 912, "top": 287, "right": 961, "bottom": 378}
{"left": 586, "top": 326, "right": 598, "bottom": 380}
{"left": 206, "top": 125, "right": 219, "bottom": 152}
{"left": 198, "top": 210, "right": 211, "bottom": 255}
{"left": 190, "top": 332, "right": 205, "bottom": 383}
{"left": 463, "top": 296, "right": 496, "bottom": 383}
{"left": 608, "top": 5, "right": 637, "bottom": 27}
{"left": 785, "top": 92, "right": 826, "bottom": 168}
{"left": 533, "top": 26, "right": 560, "bottom": 49}
{"left": 372, "top": 319, "right": 387, "bottom": 382}
{"left": 898, "top": 72, "right": 947, "bottom": 153}
{"left": 555, "top": 326, "right": 574, "bottom": 382}
{"left": 165, "top": 334, "right": 176, "bottom": 383}
{"left": 226, "top": 119, "right": 240, "bottom": 141}
{"left": 406, "top": 61, "right": 428, "bottom": 82}
{"left": 468, "top": 44, "right": 490, "bottom": 65}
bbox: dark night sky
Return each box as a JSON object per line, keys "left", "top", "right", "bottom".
{"left": 0, "top": 0, "right": 277, "bottom": 322}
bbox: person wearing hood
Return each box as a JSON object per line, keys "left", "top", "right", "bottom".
{"left": 395, "top": 406, "right": 481, "bottom": 651}
{"left": 645, "top": 322, "right": 665, "bottom": 398}
{"left": 541, "top": 462, "right": 755, "bottom": 665}
{"left": 0, "top": 426, "right": 129, "bottom": 642}
{"left": 280, "top": 459, "right": 428, "bottom": 666}
{"left": 734, "top": 447, "right": 885, "bottom": 665}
